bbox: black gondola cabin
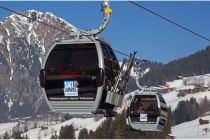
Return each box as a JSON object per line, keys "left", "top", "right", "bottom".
{"left": 127, "top": 89, "right": 168, "bottom": 131}
{"left": 40, "top": 38, "right": 120, "bottom": 114}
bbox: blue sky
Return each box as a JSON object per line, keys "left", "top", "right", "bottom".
{"left": 0, "top": 1, "right": 210, "bottom": 63}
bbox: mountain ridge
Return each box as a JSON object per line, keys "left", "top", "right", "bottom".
{"left": 0, "top": 10, "right": 76, "bottom": 117}
{"left": 139, "top": 45, "right": 210, "bottom": 86}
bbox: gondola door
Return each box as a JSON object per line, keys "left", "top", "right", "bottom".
{"left": 41, "top": 42, "right": 100, "bottom": 113}
{"left": 127, "top": 94, "right": 162, "bottom": 131}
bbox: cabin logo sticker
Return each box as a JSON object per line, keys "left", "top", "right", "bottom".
{"left": 140, "top": 113, "right": 148, "bottom": 122}
{"left": 64, "top": 80, "right": 79, "bottom": 96}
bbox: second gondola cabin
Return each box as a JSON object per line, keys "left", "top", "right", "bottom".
{"left": 40, "top": 37, "right": 120, "bottom": 114}
{"left": 127, "top": 89, "right": 168, "bottom": 131}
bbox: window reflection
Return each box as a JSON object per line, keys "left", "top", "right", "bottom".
{"left": 129, "top": 95, "right": 159, "bottom": 123}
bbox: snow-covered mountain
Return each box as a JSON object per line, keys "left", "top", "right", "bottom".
{"left": 171, "top": 115, "right": 210, "bottom": 138}
{"left": 119, "top": 59, "right": 151, "bottom": 79}
{"left": 0, "top": 10, "right": 77, "bottom": 113}
{"left": 163, "top": 74, "right": 210, "bottom": 110}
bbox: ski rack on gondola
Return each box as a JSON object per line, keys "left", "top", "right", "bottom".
{"left": 105, "top": 51, "right": 137, "bottom": 107}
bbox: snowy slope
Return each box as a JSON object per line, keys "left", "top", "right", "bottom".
{"left": 22, "top": 117, "right": 106, "bottom": 139}
{"left": 2, "top": 73, "right": 210, "bottom": 139}
{"left": 0, "top": 10, "right": 78, "bottom": 114}
{"left": 162, "top": 74, "right": 210, "bottom": 110}
{"left": 172, "top": 115, "right": 210, "bottom": 138}
{"left": 0, "top": 122, "right": 17, "bottom": 138}
{"left": 166, "top": 74, "right": 210, "bottom": 89}
{"left": 119, "top": 61, "right": 150, "bottom": 78}
{"left": 163, "top": 91, "right": 210, "bottom": 110}
{"left": 22, "top": 73, "right": 210, "bottom": 138}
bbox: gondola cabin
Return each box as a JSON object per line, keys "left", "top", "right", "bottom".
{"left": 127, "top": 89, "right": 168, "bottom": 131}
{"left": 40, "top": 38, "right": 120, "bottom": 114}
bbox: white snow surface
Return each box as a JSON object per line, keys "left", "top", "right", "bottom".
{"left": 131, "top": 67, "right": 150, "bottom": 78}
{"left": 141, "top": 68, "right": 150, "bottom": 77}
{"left": 172, "top": 115, "right": 210, "bottom": 138}
{"left": 0, "top": 35, "right": 3, "bottom": 42}
{"left": 0, "top": 122, "right": 17, "bottom": 138}
{"left": 166, "top": 79, "right": 183, "bottom": 89}
{"left": 119, "top": 62, "right": 150, "bottom": 78}
{"left": 163, "top": 91, "right": 210, "bottom": 110}
{"left": 22, "top": 117, "right": 106, "bottom": 139}
{"left": 5, "top": 28, "right": 13, "bottom": 81}
{"left": 163, "top": 73, "right": 210, "bottom": 110}
{"left": 167, "top": 74, "right": 210, "bottom": 89}
{"left": 7, "top": 98, "right": 13, "bottom": 112}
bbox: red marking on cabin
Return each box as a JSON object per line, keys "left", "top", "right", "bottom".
{"left": 74, "top": 81, "right": 79, "bottom": 86}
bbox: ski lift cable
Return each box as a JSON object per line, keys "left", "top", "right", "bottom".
{"left": 0, "top": 4, "right": 130, "bottom": 58}
{"left": 128, "top": 1, "right": 210, "bottom": 42}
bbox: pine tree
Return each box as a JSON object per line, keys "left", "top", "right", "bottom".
{"left": 78, "top": 128, "right": 88, "bottom": 139}
{"left": 174, "top": 97, "right": 206, "bottom": 125}
{"left": 86, "top": 108, "right": 173, "bottom": 139}
{"left": 51, "top": 131, "right": 58, "bottom": 139}
{"left": 0, "top": 93, "right": 9, "bottom": 123}
{"left": 199, "top": 96, "right": 210, "bottom": 115}
{"left": 23, "top": 134, "right": 29, "bottom": 139}
{"left": 64, "top": 113, "right": 71, "bottom": 121}
{"left": 87, "top": 130, "right": 94, "bottom": 139}
{"left": 59, "top": 125, "right": 75, "bottom": 139}
{"left": 112, "top": 111, "right": 129, "bottom": 139}
{"left": 3, "top": 132, "right": 10, "bottom": 139}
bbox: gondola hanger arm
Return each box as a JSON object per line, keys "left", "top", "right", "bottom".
{"left": 78, "top": 0, "right": 112, "bottom": 36}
